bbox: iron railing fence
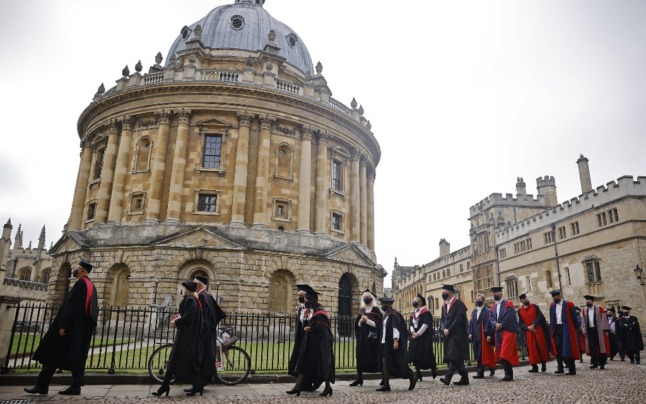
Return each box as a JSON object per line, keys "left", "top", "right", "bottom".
{"left": 2, "top": 303, "right": 528, "bottom": 373}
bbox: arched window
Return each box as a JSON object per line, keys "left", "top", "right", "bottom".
{"left": 134, "top": 137, "right": 152, "bottom": 171}
{"left": 40, "top": 268, "right": 51, "bottom": 284}
{"left": 275, "top": 144, "right": 293, "bottom": 179}
{"left": 18, "top": 267, "right": 31, "bottom": 281}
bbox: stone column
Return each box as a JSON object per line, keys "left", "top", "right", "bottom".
{"left": 230, "top": 112, "right": 254, "bottom": 228}
{"left": 314, "top": 132, "right": 329, "bottom": 235}
{"left": 252, "top": 114, "right": 275, "bottom": 229}
{"left": 166, "top": 109, "right": 191, "bottom": 223}
{"left": 360, "top": 155, "right": 368, "bottom": 245}
{"left": 95, "top": 120, "right": 120, "bottom": 224}
{"left": 350, "top": 149, "right": 360, "bottom": 242}
{"left": 367, "top": 168, "right": 376, "bottom": 250}
{"left": 68, "top": 138, "right": 94, "bottom": 231}
{"left": 108, "top": 116, "right": 133, "bottom": 224}
{"left": 144, "top": 110, "right": 172, "bottom": 224}
{"left": 297, "top": 126, "right": 313, "bottom": 234}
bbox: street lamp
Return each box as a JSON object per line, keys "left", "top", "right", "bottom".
{"left": 634, "top": 264, "right": 644, "bottom": 285}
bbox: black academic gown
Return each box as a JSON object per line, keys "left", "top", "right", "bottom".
{"left": 355, "top": 306, "right": 383, "bottom": 373}
{"left": 288, "top": 306, "right": 322, "bottom": 391}
{"left": 618, "top": 315, "right": 644, "bottom": 352}
{"left": 380, "top": 308, "right": 410, "bottom": 378}
{"left": 197, "top": 289, "right": 223, "bottom": 385}
{"left": 294, "top": 306, "right": 335, "bottom": 384}
{"left": 440, "top": 299, "right": 469, "bottom": 364}
{"left": 33, "top": 276, "right": 98, "bottom": 372}
{"left": 408, "top": 309, "right": 437, "bottom": 370}
{"left": 168, "top": 295, "right": 203, "bottom": 384}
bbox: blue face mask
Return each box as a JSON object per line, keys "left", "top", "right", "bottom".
{"left": 363, "top": 298, "right": 372, "bottom": 305}
{"left": 476, "top": 300, "right": 484, "bottom": 307}
{"left": 441, "top": 293, "right": 449, "bottom": 301}
{"left": 412, "top": 301, "right": 419, "bottom": 308}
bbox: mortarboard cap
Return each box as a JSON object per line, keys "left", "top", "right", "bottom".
{"left": 518, "top": 293, "right": 527, "bottom": 300}
{"left": 441, "top": 284, "right": 455, "bottom": 293}
{"left": 378, "top": 296, "right": 395, "bottom": 304}
{"left": 550, "top": 289, "right": 562, "bottom": 297}
{"left": 194, "top": 275, "right": 209, "bottom": 285}
{"left": 490, "top": 286, "right": 503, "bottom": 293}
{"left": 622, "top": 306, "right": 632, "bottom": 311}
{"left": 181, "top": 280, "right": 198, "bottom": 292}
{"left": 583, "top": 295, "right": 595, "bottom": 301}
{"left": 79, "top": 259, "right": 93, "bottom": 272}
{"left": 296, "top": 284, "right": 312, "bottom": 293}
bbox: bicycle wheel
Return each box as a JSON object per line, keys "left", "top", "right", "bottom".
{"left": 148, "top": 343, "right": 175, "bottom": 384}
{"left": 215, "top": 346, "right": 251, "bottom": 385}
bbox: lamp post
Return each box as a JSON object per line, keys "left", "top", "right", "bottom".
{"left": 634, "top": 264, "right": 644, "bottom": 285}
{"left": 551, "top": 224, "right": 563, "bottom": 294}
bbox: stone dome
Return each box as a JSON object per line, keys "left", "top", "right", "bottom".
{"left": 166, "top": 0, "right": 314, "bottom": 75}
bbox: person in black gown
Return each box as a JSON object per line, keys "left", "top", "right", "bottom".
{"left": 349, "top": 289, "right": 383, "bottom": 386}
{"left": 193, "top": 275, "right": 226, "bottom": 390}
{"left": 377, "top": 296, "right": 416, "bottom": 392}
{"left": 408, "top": 293, "right": 437, "bottom": 381}
{"left": 288, "top": 284, "right": 321, "bottom": 392}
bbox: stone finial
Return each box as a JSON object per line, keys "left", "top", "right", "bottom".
{"left": 315, "top": 61, "right": 323, "bottom": 74}
{"left": 122, "top": 65, "right": 130, "bottom": 77}
{"left": 135, "top": 60, "right": 143, "bottom": 72}
{"left": 246, "top": 55, "right": 253, "bottom": 67}
{"left": 39, "top": 225, "right": 46, "bottom": 242}
{"left": 268, "top": 29, "right": 276, "bottom": 43}
{"left": 358, "top": 105, "right": 364, "bottom": 116}
{"left": 351, "top": 98, "right": 357, "bottom": 108}
{"left": 4, "top": 218, "right": 11, "bottom": 228}
{"left": 367, "top": 120, "right": 372, "bottom": 130}
{"left": 155, "top": 52, "right": 163, "bottom": 65}
{"left": 194, "top": 24, "right": 202, "bottom": 39}
{"left": 97, "top": 83, "right": 105, "bottom": 94}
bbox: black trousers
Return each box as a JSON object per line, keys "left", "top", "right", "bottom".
{"left": 500, "top": 358, "right": 513, "bottom": 378}
{"left": 586, "top": 327, "right": 607, "bottom": 366}
{"left": 381, "top": 344, "right": 413, "bottom": 386}
{"left": 445, "top": 359, "right": 467, "bottom": 382}
{"left": 37, "top": 364, "right": 84, "bottom": 388}
{"left": 554, "top": 325, "right": 575, "bottom": 371}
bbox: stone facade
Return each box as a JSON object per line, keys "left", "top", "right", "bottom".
{"left": 48, "top": 1, "right": 385, "bottom": 315}
{"left": 393, "top": 158, "right": 646, "bottom": 336}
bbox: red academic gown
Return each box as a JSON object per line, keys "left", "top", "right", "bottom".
{"left": 549, "top": 300, "right": 581, "bottom": 360}
{"left": 518, "top": 304, "right": 551, "bottom": 365}
{"left": 489, "top": 300, "right": 520, "bottom": 366}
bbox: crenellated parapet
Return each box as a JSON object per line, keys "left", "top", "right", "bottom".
{"left": 470, "top": 193, "right": 548, "bottom": 217}
{"left": 495, "top": 175, "right": 646, "bottom": 243}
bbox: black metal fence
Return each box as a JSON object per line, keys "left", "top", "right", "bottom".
{"left": 2, "top": 304, "right": 528, "bottom": 373}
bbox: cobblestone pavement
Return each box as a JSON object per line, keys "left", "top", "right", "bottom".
{"left": 1, "top": 361, "right": 645, "bottom": 404}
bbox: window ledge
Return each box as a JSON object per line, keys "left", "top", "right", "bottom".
{"left": 192, "top": 211, "right": 220, "bottom": 216}
{"left": 131, "top": 169, "right": 150, "bottom": 174}
{"left": 195, "top": 167, "right": 226, "bottom": 177}
{"left": 273, "top": 174, "right": 293, "bottom": 181}
{"left": 272, "top": 217, "right": 291, "bottom": 223}
{"left": 329, "top": 188, "right": 348, "bottom": 200}
{"left": 88, "top": 178, "right": 101, "bottom": 188}
{"left": 331, "top": 228, "right": 345, "bottom": 235}
{"left": 128, "top": 211, "right": 144, "bottom": 216}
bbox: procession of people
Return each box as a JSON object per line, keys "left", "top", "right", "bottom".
{"left": 24, "top": 265, "right": 645, "bottom": 397}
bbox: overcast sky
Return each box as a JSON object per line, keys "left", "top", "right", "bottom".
{"left": 1, "top": 0, "right": 645, "bottom": 286}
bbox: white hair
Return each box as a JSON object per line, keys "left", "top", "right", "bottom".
{"left": 360, "top": 291, "right": 380, "bottom": 309}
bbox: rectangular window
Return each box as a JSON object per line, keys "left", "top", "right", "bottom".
{"left": 332, "top": 160, "right": 343, "bottom": 191}
{"left": 558, "top": 226, "right": 566, "bottom": 240}
{"left": 545, "top": 270, "right": 553, "bottom": 288}
{"left": 202, "top": 135, "right": 222, "bottom": 169}
{"left": 93, "top": 148, "right": 105, "bottom": 180}
{"left": 129, "top": 193, "right": 145, "bottom": 214}
{"left": 86, "top": 202, "right": 97, "bottom": 221}
{"left": 597, "top": 212, "right": 607, "bottom": 227}
{"left": 197, "top": 193, "right": 218, "bottom": 212}
{"left": 527, "top": 238, "right": 532, "bottom": 249}
{"left": 571, "top": 222, "right": 580, "bottom": 235}
{"left": 332, "top": 212, "right": 343, "bottom": 231}
{"left": 585, "top": 261, "right": 602, "bottom": 283}
{"left": 565, "top": 267, "right": 571, "bottom": 285}
{"left": 608, "top": 208, "right": 619, "bottom": 223}
{"left": 544, "top": 231, "right": 553, "bottom": 244}
{"left": 499, "top": 248, "right": 507, "bottom": 259}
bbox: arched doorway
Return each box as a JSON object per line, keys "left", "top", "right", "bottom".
{"left": 269, "top": 270, "right": 295, "bottom": 313}
{"left": 338, "top": 273, "right": 353, "bottom": 336}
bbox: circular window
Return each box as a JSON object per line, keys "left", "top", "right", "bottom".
{"left": 287, "top": 34, "right": 298, "bottom": 48}
{"left": 231, "top": 15, "right": 245, "bottom": 30}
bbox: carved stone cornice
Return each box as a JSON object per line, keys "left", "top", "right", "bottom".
{"left": 175, "top": 108, "right": 192, "bottom": 125}
{"left": 119, "top": 115, "right": 134, "bottom": 132}
{"left": 80, "top": 134, "right": 92, "bottom": 149}
{"left": 136, "top": 118, "right": 157, "bottom": 130}
{"left": 275, "top": 125, "right": 296, "bottom": 138}
{"left": 317, "top": 130, "right": 330, "bottom": 145}
{"left": 155, "top": 109, "right": 172, "bottom": 126}
{"left": 301, "top": 124, "right": 314, "bottom": 141}
{"left": 108, "top": 119, "right": 120, "bottom": 135}
{"left": 237, "top": 111, "right": 254, "bottom": 128}
{"left": 350, "top": 148, "right": 361, "bottom": 161}
{"left": 258, "top": 114, "right": 276, "bottom": 131}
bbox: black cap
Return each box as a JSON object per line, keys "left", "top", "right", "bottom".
{"left": 518, "top": 293, "right": 527, "bottom": 300}
{"left": 79, "top": 259, "right": 93, "bottom": 272}
{"left": 550, "top": 290, "right": 562, "bottom": 297}
{"left": 622, "top": 306, "right": 632, "bottom": 311}
{"left": 379, "top": 296, "right": 395, "bottom": 304}
{"left": 416, "top": 293, "right": 426, "bottom": 306}
{"left": 296, "top": 284, "right": 312, "bottom": 292}
{"left": 606, "top": 308, "right": 615, "bottom": 313}
{"left": 583, "top": 295, "right": 595, "bottom": 301}
{"left": 305, "top": 287, "right": 319, "bottom": 300}
{"left": 181, "top": 280, "right": 197, "bottom": 292}
{"left": 362, "top": 289, "right": 375, "bottom": 296}
{"left": 194, "top": 275, "right": 209, "bottom": 285}
{"left": 442, "top": 284, "right": 455, "bottom": 293}
{"left": 490, "top": 286, "right": 503, "bottom": 293}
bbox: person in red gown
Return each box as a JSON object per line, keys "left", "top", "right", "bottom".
{"left": 488, "top": 286, "right": 519, "bottom": 382}
{"left": 518, "top": 294, "right": 551, "bottom": 373}
{"left": 468, "top": 293, "right": 496, "bottom": 379}
{"left": 549, "top": 290, "right": 581, "bottom": 375}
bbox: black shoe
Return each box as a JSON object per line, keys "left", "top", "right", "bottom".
{"left": 59, "top": 386, "right": 81, "bottom": 396}
{"left": 630, "top": 360, "right": 635, "bottom": 364}
{"left": 500, "top": 377, "right": 513, "bottom": 382}
{"left": 349, "top": 379, "right": 363, "bottom": 387}
{"left": 432, "top": 369, "right": 438, "bottom": 379}
{"left": 541, "top": 364, "right": 547, "bottom": 372}
{"left": 183, "top": 387, "right": 193, "bottom": 392}
{"left": 567, "top": 370, "right": 576, "bottom": 375}
{"left": 379, "top": 379, "right": 384, "bottom": 386}
{"left": 409, "top": 375, "right": 417, "bottom": 390}
{"left": 152, "top": 385, "right": 170, "bottom": 397}
{"left": 599, "top": 365, "right": 605, "bottom": 370}
{"left": 637, "top": 361, "right": 641, "bottom": 365}
{"left": 555, "top": 369, "right": 564, "bottom": 374}
{"left": 186, "top": 387, "right": 203, "bottom": 396}
{"left": 319, "top": 386, "right": 333, "bottom": 397}
{"left": 376, "top": 386, "right": 391, "bottom": 392}
{"left": 454, "top": 379, "right": 469, "bottom": 385}
{"left": 24, "top": 386, "right": 48, "bottom": 395}
{"left": 439, "top": 377, "right": 450, "bottom": 386}
{"left": 590, "top": 365, "right": 598, "bottom": 369}
{"left": 416, "top": 372, "right": 423, "bottom": 382}
{"left": 489, "top": 369, "right": 496, "bottom": 376}
{"left": 528, "top": 366, "right": 539, "bottom": 373}
{"left": 472, "top": 375, "right": 484, "bottom": 379}
{"left": 286, "top": 388, "right": 301, "bottom": 397}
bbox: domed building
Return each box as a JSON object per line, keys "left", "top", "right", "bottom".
{"left": 49, "top": 0, "right": 384, "bottom": 315}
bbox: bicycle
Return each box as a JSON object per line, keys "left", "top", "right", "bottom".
{"left": 148, "top": 326, "right": 252, "bottom": 386}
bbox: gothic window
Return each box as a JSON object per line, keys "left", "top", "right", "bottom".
{"left": 274, "top": 144, "right": 293, "bottom": 179}
{"left": 134, "top": 137, "right": 151, "bottom": 171}
{"left": 41, "top": 268, "right": 51, "bottom": 284}
{"left": 499, "top": 248, "right": 507, "bottom": 259}
{"left": 544, "top": 231, "right": 554, "bottom": 244}
{"left": 597, "top": 212, "right": 607, "bottom": 227}
{"left": 92, "top": 147, "right": 105, "bottom": 180}
{"left": 505, "top": 275, "right": 519, "bottom": 298}
{"left": 18, "top": 267, "right": 31, "bottom": 281}
{"left": 332, "top": 159, "right": 344, "bottom": 191}
{"left": 571, "top": 221, "right": 580, "bottom": 235}
{"left": 584, "top": 259, "right": 602, "bottom": 283}
{"left": 558, "top": 226, "right": 567, "bottom": 240}
{"left": 202, "top": 134, "right": 223, "bottom": 169}
{"left": 608, "top": 208, "right": 619, "bottom": 224}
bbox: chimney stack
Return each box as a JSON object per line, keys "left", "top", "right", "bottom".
{"left": 439, "top": 239, "right": 450, "bottom": 258}
{"left": 516, "top": 177, "right": 526, "bottom": 197}
{"left": 576, "top": 154, "right": 593, "bottom": 194}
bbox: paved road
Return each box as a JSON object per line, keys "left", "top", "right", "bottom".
{"left": 1, "top": 361, "right": 645, "bottom": 403}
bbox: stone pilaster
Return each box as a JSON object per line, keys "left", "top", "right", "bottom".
{"left": 166, "top": 109, "right": 191, "bottom": 223}
{"left": 68, "top": 137, "right": 94, "bottom": 230}
{"left": 297, "top": 126, "right": 313, "bottom": 233}
{"left": 314, "top": 132, "right": 329, "bottom": 235}
{"left": 360, "top": 155, "right": 368, "bottom": 245}
{"left": 108, "top": 116, "right": 133, "bottom": 224}
{"left": 145, "top": 110, "right": 172, "bottom": 224}
{"left": 350, "top": 149, "right": 361, "bottom": 242}
{"left": 230, "top": 112, "right": 254, "bottom": 228}
{"left": 367, "top": 168, "right": 375, "bottom": 250}
{"left": 95, "top": 120, "right": 120, "bottom": 224}
{"left": 252, "top": 114, "right": 275, "bottom": 229}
